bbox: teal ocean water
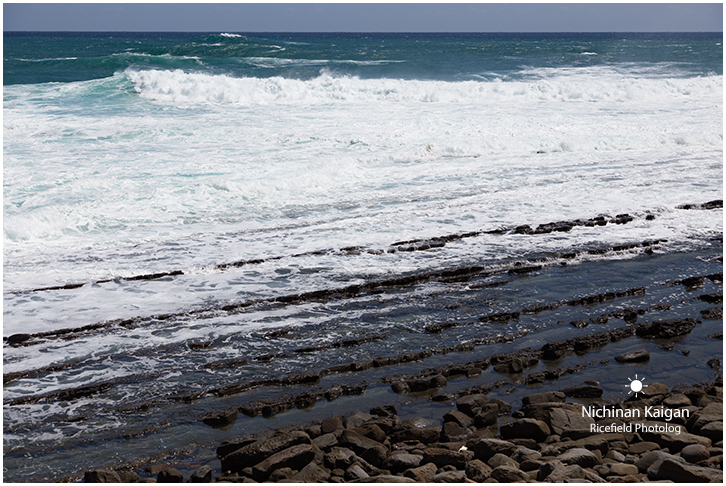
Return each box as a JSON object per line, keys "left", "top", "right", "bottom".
{"left": 3, "top": 32, "right": 723, "bottom": 481}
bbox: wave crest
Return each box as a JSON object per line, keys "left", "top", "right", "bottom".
{"left": 125, "top": 68, "right": 723, "bottom": 107}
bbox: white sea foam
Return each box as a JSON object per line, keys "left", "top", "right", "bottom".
{"left": 3, "top": 65, "right": 722, "bottom": 334}
{"left": 124, "top": 67, "right": 722, "bottom": 106}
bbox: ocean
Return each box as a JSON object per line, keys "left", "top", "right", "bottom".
{"left": 3, "top": 32, "right": 723, "bottom": 482}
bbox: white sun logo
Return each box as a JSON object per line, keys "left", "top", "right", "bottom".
{"left": 625, "top": 374, "right": 648, "bottom": 397}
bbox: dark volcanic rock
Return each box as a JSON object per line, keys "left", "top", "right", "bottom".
{"left": 615, "top": 349, "right": 650, "bottom": 363}
{"left": 219, "top": 430, "right": 311, "bottom": 474}
{"left": 490, "top": 465, "right": 530, "bottom": 482}
{"left": 522, "top": 391, "right": 566, "bottom": 406}
{"left": 647, "top": 457, "right": 723, "bottom": 482}
{"left": 636, "top": 318, "right": 697, "bottom": 339}
{"left": 251, "top": 443, "right": 317, "bottom": 481}
{"left": 157, "top": 468, "right": 184, "bottom": 483}
{"left": 83, "top": 470, "right": 122, "bottom": 483}
{"left": 456, "top": 393, "right": 489, "bottom": 417}
{"left": 339, "top": 430, "right": 388, "bottom": 467}
{"left": 421, "top": 447, "right": 469, "bottom": 469}
{"left": 465, "top": 459, "right": 493, "bottom": 481}
{"left": 189, "top": 465, "right": 212, "bottom": 482}
{"left": 500, "top": 418, "right": 551, "bottom": 442}
{"left": 404, "top": 463, "right": 437, "bottom": 482}
{"left": 466, "top": 437, "right": 518, "bottom": 462}
{"left": 562, "top": 385, "right": 604, "bottom": 398}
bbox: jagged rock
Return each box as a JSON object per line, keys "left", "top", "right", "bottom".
{"left": 647, "top": 457, "right": 723, "bottom": 482}
{"left": 251, "top": 444, "right": 317, "bottom": 481}
{"left": 465, "top": 459, "right": 492, "bottom": 481}
{"left": 83, "top": 470, "right": 122, "bottom": 483}
{"left": 157, "top": 468, "right": 184, "bottom": 483}
{"left": 490, "top": 465, "right": 530, "bottom": 482}
{"left": 557, "top": 447, "right": 602, "bottom": 468}
{"left": 190, "top": 465, "right": 212, "bottom": 482}
{"left": 500, "top": 418, "right": 551, "bottom": 442}
{"left": 680, "top": 443, "right": 711, "bottom": 463}
{"left": 404, "top": 462, "right": 438, "bottom": 482}
{"left": 466, "top": 438, "right": 517, "bottom": 461}
{"left": 615, "top": 349, "right": 650, "bottom": 363}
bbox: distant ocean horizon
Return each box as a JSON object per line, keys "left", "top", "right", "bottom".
{"left": 3, "top": 31, "right": 722, "bottom": 482}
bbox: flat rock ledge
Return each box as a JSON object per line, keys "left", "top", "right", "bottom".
{"left": 84, "top": 381, "right": 723, "bottom": 483}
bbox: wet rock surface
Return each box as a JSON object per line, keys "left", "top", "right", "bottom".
{"left": 84, "top": 380, "right": 723, "bottom": 483}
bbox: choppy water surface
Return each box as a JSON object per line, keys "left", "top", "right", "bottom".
{"left": 3, "top": 32, "right": 723, "bottom": 482}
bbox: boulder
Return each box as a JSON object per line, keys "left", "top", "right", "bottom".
{"left": 637, "top": 421, "right": 711, "bottom": 452}
{"left": 404, "top": 462, "right": 438, "bottom": 482}
{"left": 431, "top": 470, "right": 468, "bottom": 482}
{"left": 548, "top": 408, "right": 595, "bottom": 435}
{"left": 383, "top": 453, "right": 422, "bottom": 473}
{"left": 490, "top": 465, "right": 530, "bottom": 483}
{"left": 680, "top": 444, "right": 710, "bottom": 463}
{"left": 313, "top": 432, "right": 338, "bottom": 450}
{"left": 465, "top": 459, "right": 492, "bottom": 481}
{"left": 699, "top": 421, "right": 723, "bottom": 442}
{"left": 421, "top": 447, "right": 469, "bottom": 469}
{"left": 614, "top": 349, "right": 650, "bottom": 363}
{"left": 647, "top": 457, "right": 723, "bottom": 482}
{"left": 289, "top": 462, "right": 331, "bottom": 482}
{"left": 220, "top": 431, "right": 311, "bottom": 474}
{"left": 488, "top": 453, "right": 518, "bottom": 469}
{"left": 322, "top": 415, "right": 345, "bottom": 434}
{"left": 443, "top": 409, "right": 474, "bottom": 428}
{"left": 251, "top": 444, "right": 317, "bottom": 481}
{"left": 466, "top": 438, "right": 517, "bottom": 461}
{"left": 557, "top": 447, "right": 602, "bottom": 468}
{"left": 83, "top": 470, "right": 122, "bottom": 483}
{"left": 119, "top": 471, "right": 141, "bottom": 483}
{"left": 522, "top": 391, "right": 566, "bottom": 406}
{"left": 561, "top": 385, "right": 604, "bottom": 398}
{"left": 456, "top": 394, "right": 489, "bottom": 417}
{"left": 190, "top": 465, "right": 212, "bottom": 483}
{"left": 157, "top": 468, "right": 184, "bottom": 483}
{"left": 500, "top": 418, "right": 551, "bottom": 442}
{"left": 324, "top": 447, "right": 357, "bottom": 470}
{"left": 340, "top": 430, "right": 388, "bottom": 467}
{"left": 353, "top": 475, "right": 416, "bottom": 483}
{"left": 473, "top": 403, "right": 500, "bottom": 427}
{"left": 344, "top": 464, "right": 369, "bottom": 481}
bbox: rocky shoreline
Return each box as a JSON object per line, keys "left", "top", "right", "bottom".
{"left": 84, "top": 375, "right": 722, "bottom": 483}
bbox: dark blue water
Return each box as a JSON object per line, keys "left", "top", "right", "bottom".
{"left": 4, "top": 32, "right": 722, "bottom": 86}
